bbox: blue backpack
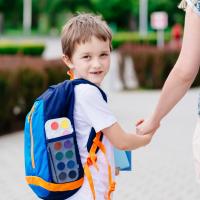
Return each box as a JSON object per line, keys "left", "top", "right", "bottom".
{"left": 24, "top": 78, "right": 112, "bottom": 200}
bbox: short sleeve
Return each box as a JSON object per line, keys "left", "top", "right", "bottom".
{"left": 75, "top": 84, "right": 117, "bottom": 132}
{"left": 179, "top": 0, "right": 200, "bottom": 16}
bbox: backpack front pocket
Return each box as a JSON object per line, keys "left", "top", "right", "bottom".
{"left": 47, "top": 135, "right": 80, "bottom": 184}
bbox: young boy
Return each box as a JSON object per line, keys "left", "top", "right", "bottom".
{"left": 61, "top": 13, "right": 152, "bottom": 200}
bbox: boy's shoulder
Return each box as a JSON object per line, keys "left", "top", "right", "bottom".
{"left": 75, "top": 83, "right": 103, "bottom": 98}
{"left": 74, "top": 82, "right": 107, "bottom": 104}
{"left": 66, "top": 78, "right": 108, "bottom": 103}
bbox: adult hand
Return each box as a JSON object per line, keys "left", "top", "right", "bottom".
{"left": 136, "top": 116, "right": 160, "bottom": 136}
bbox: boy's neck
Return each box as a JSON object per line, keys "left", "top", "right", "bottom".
{"left": 73, "top": 76, "right": 102, "bottom": 87}
{"left": 73, "top": 73, "right": 102, "bottom": 87}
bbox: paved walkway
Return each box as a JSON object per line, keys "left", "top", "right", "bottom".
{"left": 1, "top": 89, "right": 200, "bottom": 200}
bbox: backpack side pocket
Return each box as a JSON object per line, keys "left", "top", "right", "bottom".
{"left": 24, "top": 100, "right": 51, "bottom": 198}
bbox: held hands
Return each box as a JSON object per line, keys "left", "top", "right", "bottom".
{"left": 135, "top": 116, "right": 160, "bottom": 136}
{"left": 133, "top": 117, "right": 160, "bottom": 147}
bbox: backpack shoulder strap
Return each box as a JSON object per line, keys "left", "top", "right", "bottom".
{"left": 71, "top": 78, "right": 107, "bottom": 102}
{"left": 85, "top": 132, "right": 116, "bottom": 200}
{"left": 71, "top": 78, "right": 107, "bottom": 153}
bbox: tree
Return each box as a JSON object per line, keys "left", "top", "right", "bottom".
{"left": 0, "top": 0, "right": 23, "bottom": 29}
{"left": 0, "top": 0, "right": 184, "bottom": 33}
{"left": 90, "top": 0, "right": 135, "bottom": 29}
{"left": 148, "top": 0, "right": 184, "bottom": 26}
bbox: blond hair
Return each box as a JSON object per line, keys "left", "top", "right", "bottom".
{"left": 61, "top": 13, "right": 112, "bottom": 59}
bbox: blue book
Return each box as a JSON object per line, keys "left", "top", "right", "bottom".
{"left": 114, "top": 148, "right": 132, "bottom": 171}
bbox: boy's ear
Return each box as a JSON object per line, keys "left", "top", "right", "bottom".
{"left": 62, "top": 55, "right": 74, "bottom": 69}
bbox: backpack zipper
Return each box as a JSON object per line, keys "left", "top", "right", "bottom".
{"left": 28, "top": 105, "right": 35, "bottom": 169}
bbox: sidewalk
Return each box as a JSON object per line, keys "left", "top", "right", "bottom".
{"left": 0, "top": 89, "right": 200, "bottom": 200}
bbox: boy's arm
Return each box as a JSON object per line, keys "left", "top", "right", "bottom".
{"left": 102, "top": 122, "right": 152, "bottom": 150}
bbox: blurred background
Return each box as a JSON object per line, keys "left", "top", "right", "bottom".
{"left": 1, "top": 1, "right": 200, "bottom": 200}
{"left": 0, "top": 0, "right": 194, "bottom": 133}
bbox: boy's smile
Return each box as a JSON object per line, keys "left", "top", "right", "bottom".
{"left": 63, "top": 36, "right": 111, "bottom": 86}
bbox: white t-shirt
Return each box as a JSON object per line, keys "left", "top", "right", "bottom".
{"left": 68, "top": 84, "right": 117, "bottom": 200}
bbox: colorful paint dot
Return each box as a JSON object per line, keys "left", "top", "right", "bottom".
{"left": 57, "top": 162, "right": 65, "bottom": 171}
{"left": 65, "top": 151, "right": 73, "bottom": 159}
{"left": 68, "top": 170, "right": 77, "bottom": 179}
{"left": 54, "top": 142, "right": 62, "bottom": 150}
{"left": 64, "top": 140, "right": 73, "bottom": 149}
{"left": 61, "top": 119, "right": 69, "bottom": 129}
{"left": 59, "top": 172, "right": 67, "bottom": 180}
{"left": 67, "top": 160, "right": 75, "bottom": 169}
{"left": 62, "top": 130, "right": 69, "bottom": 135}
{"left": 55, "top": 152, "right": 63, "bottom": 161}
{"left": 51, "top": 122, "right": 59, "bottom": 130}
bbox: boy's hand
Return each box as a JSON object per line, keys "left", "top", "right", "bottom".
{"left": 140, "top": 131, "right": 153, "bottom": 146}
{"left": 136, "top": 117, "right": 160, "bottom": 136}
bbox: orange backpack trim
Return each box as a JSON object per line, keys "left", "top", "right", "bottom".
{"left": 26, "top": 176, "right": 84, "bottom": 192}
{"left": 84, "top": 132, "right": 116, "bottom": 200}
{"left": 26, "top": 176, "right": 84, "bottom": 191}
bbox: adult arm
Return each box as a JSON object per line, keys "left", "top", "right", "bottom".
{"left": 137, "top": 6, "right": 200, "bottom": 134}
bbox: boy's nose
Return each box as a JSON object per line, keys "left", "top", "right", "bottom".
{"left": 93, "top": 59, "right": 102, "bottom": 69}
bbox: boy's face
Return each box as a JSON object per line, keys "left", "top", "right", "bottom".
{"left": 63, "top": 36, "right": 111, "bottom": 86}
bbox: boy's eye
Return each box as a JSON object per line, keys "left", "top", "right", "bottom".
{"left": 100, "top": 53, "right": 108, "bottom": 57}
{"left": 82, "top": 55, "right": 91, "bottom": 59}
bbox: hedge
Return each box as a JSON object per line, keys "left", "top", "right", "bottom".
{"left": 118, "top": 43, "right": 200, "bottom": 89}
{"left": 0, "top": 42, "right": 45, "bottom": 56}
{"left": 0, "top": 55, "right": 68, "bottom": 134}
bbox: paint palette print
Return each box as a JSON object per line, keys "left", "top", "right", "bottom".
{"left": 45, "top": 117, "right": 73, "bottom": 139}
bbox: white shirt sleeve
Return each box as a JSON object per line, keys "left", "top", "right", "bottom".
{"left": 184, "top": 0, "right": 200, "bottom": 16}
{"left": 75, "top": 84, "right": 117, "bottom": 132}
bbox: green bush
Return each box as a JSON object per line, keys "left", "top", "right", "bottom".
{"left": 0, "top": 42, "right": 45, "bottom": 56}
{"left": 112, "top": 32, "right": 171, "bottom": 49}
